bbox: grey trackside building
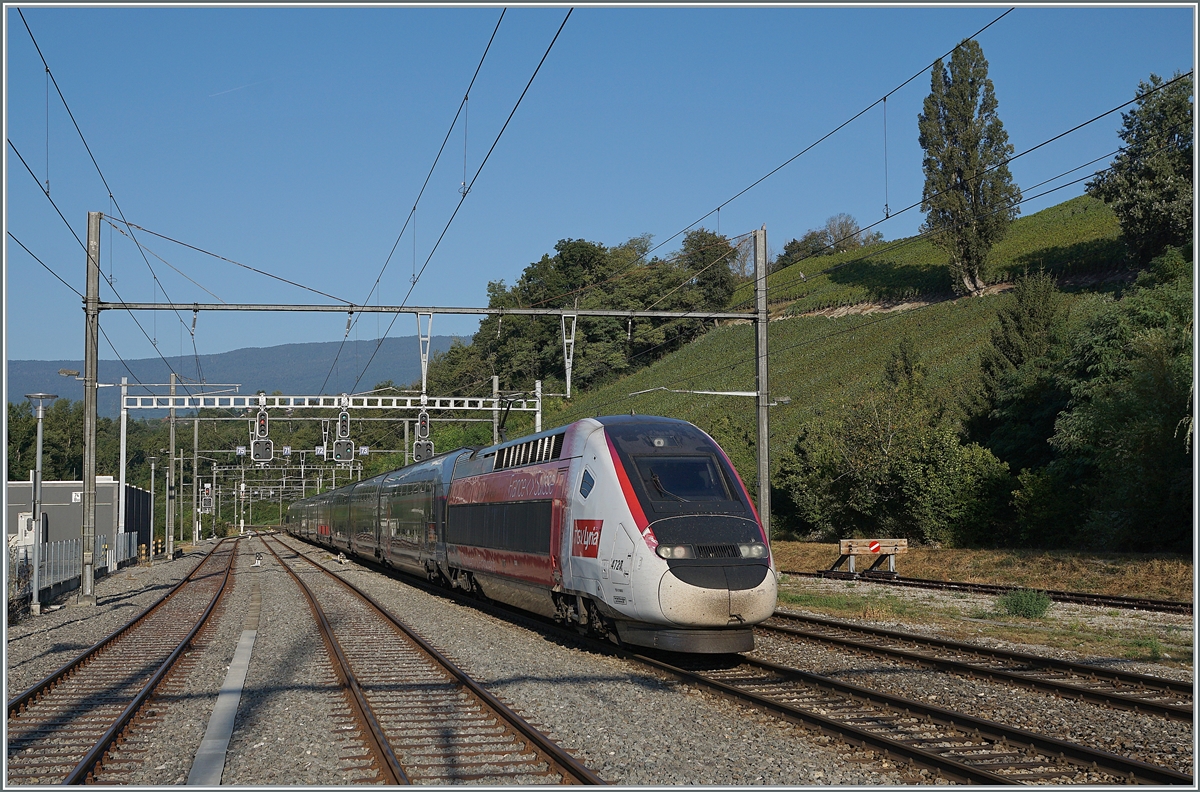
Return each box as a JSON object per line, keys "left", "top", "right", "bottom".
{"left": 7, "top": 476, "right": 151, "bottom": 549}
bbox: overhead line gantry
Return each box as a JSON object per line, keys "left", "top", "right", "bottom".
{"left": 77, "top": 216, "right": 775, "bottom": 605}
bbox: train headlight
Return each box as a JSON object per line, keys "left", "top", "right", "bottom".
{"left": 655, "top": 544, "right": 694, "bottom": 559}
{"left": 738, "top": 542, "right": 768, "bottom": 559}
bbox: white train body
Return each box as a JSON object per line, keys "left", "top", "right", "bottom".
{"left": 287, "top": 415, "right": 777, "bottom": 653}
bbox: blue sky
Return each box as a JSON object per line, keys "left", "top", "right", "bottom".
{"left": 4, "top": 5, "right": 1195, "bottom": 379}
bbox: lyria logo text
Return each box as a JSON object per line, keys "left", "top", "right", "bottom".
{"left": 571, "top": 520, "right": 602, "bottom": 558}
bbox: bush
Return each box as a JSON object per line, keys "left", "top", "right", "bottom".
{"left": 996, "top": 589, "right": 1052, "bottom": 618}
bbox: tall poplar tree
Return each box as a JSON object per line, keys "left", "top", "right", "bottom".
{"left": 918, "top": 39, "right": 1021, "bottom": 295}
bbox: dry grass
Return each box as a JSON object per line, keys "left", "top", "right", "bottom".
{"left": 771, "top": 542, "right": 1193, "bottom": 603}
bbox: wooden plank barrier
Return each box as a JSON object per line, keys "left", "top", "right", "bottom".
{"left": 828, "top": 538, "right": 908, "bottom": 576}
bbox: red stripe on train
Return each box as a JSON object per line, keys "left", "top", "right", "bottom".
{"left": 604, "top": 432, "right": 657, "bottom": 550}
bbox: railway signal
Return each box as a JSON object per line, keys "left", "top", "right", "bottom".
{"left": 256, "top": 410, "right": 269, "bottom": 438}
{"left": 337, "top": 411, "right": 350, "bottom": 439}
{"left": 332, "top": 439, "right": 354, "bottom": 462}
{"left": 251, "top": 438, "right": 274, "bottom": 462}
{"left": 417, "top": 410, "right": 430, "bottom": 439}
{"left": 413, "top": 439, "right": 434, "bottom": 462}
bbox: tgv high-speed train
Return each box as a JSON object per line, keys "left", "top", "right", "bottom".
{"left": 285, "top": 415, "right": 777, "bottom": 652}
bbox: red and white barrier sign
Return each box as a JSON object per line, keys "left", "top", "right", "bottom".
{"left": 869, "top": 540, "right": 881, "bottom": 553}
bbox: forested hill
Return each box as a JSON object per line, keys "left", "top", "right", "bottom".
{"left": 8, "top": 335, "right": 460, "bottom": 418}
{"left": 438, "top": 193, "right": 1189, "bottom": 554}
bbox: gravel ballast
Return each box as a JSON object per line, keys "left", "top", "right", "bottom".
{"left": 5, "top": 533, "right": 1192, "bottom": 785}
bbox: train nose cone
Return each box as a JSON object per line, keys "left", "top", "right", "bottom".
{"left": 658, "top": 565, "right": 776, "bottom": 627}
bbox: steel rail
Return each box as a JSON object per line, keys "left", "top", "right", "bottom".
{"left": 650, "top": 653, "right": 1193, "bottom": 785}
{"left": 64, "top": 541, "right": 239, "bottom": 784}
{"left": 267, "top": 535, "right": 603, "bottom": 785}
{"left": 282, "top": 532, "right": 1190, "bottom": 785}
{"left": 7, "top": 555, "right": 207, "bottom": 717}
{"left": 6, "top": 539, "right": 239, "bottom": 785}
{"left": 784, "top": 570, "right": 1193, "bottom": 614}
{"left": 260, "top": 538, "right": 409, "bottom": 784}
{"left": 760, "top": 611, "right": 1192, "bottom": 721}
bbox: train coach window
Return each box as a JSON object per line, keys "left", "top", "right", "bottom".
{"left": 634, "top": 456, "right": 731, "bottom": 502}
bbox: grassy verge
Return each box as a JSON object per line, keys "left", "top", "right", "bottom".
{"left": 771, "top": 541, "right": 1193, "bottom": 602}
{"left": 776, "top": 581, "right": 1194, "bottom": 667}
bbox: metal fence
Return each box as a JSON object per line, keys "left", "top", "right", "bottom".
{"left": 6, "top": 532, "right": 140, "bottom": 607}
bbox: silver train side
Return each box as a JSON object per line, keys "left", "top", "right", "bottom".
{"left": 284, "top": 415, "right": 777, "bottom": 652}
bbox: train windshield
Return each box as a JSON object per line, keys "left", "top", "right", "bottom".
{"left": 601, "top": 418, "right": 749, "bottom": 517}
{"left": 634, "top": 456, "right": 731, "bottom": 502}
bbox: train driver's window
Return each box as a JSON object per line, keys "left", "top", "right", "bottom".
{"left": 634, "top": 456, "right": 731, "bottom": 502}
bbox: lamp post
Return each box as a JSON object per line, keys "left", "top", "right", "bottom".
{"left": 25, "top": 393, "right": 57, "bottom": 616}
{"left": 147, "top": 456, "right": 158, "bottom": 566}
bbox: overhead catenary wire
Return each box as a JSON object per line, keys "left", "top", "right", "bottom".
{"left": 350, "top": 8, "right": 573, "bottom": 394}
{"left": 530, "top": 8, "right": 1017, "bottom": 313}
{"left": 8, "top": 230, "right": 84, "bottom": 298}
{"left": 18, "top": 9, "right": 205, "bottom": 388}
{"left": 8, "top": 136, "right": 196, "bottom": 396}
{"left": 730, "top": 72, "right": 1194, "bottom": 311}
{"left": 10, "top": 232, "right": 151, "bottom": 393}
{"left": 551, "top": 146, "right": 1181, "bottom": 426}
{"left": 111, "top": 219, "right": 351, "bottom": 304}
{"left": 318, "top": 8, "right": 508, "bottom": 395}
{"left": 105, "top": 219, "right": 227, "bottom": 304}
{"left": 622, "top": 131, "right": 1179, "bottom": 386}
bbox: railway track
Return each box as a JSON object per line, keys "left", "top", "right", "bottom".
{"left": 641, "top": 653, "right": 1193, "bottom": 785}
{"left": 784, "top": 570, "right": 1193, "bottom": 614}
{"left": 280, "top": 535, "right": 1192, "bottom": 786}
{"left": 759, "top": 611, "right": 1193, "bottom": 721}
{"left": 6, "top": 538, "right": 239, "bottom": 784}
{"left": 261, "top": 536, "right": 602, "bottom": 785}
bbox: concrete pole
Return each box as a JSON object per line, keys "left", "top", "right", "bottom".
{"left": 754, "top": 226, "right": 771, "bottom": 544}
{"left": 193, "top": 414, "right": 199, "bottom": 544}
{"left": 32, "top": 401, "right": 46, "bottom": 614}
{"left": 148, "top": 457, "right": 156, "bottom": 565}
{"left": 26, "top": 394, "right": 57, "bottom": 615}
{"left": 213, "top": 468, "right": 218, "bottom": 539}
{"left": 535, "top": 380, "right": 542, "bottom": 433}
{"left": 118, "top": 377, "right": 128, "bottom": 535}
{"left": 79, "top": 211, "right": 101, "bottom": 606}
{"left": 166, "top": 373, "right": 175, "bottom": 559}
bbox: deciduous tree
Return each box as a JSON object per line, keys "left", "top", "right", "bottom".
{"left": 918, "top": 39, "right": 1021, "bottom": 295}
{"left": 1085, "top": 72, "right": 1193, "bottom": 264}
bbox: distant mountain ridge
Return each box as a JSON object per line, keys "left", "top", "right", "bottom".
{"left": 7, "top": 335, "right": 461, "bottom": 418}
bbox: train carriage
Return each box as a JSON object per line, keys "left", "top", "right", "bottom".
{"left": 286, "top": 415, "right": 777, "bottom": 653}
